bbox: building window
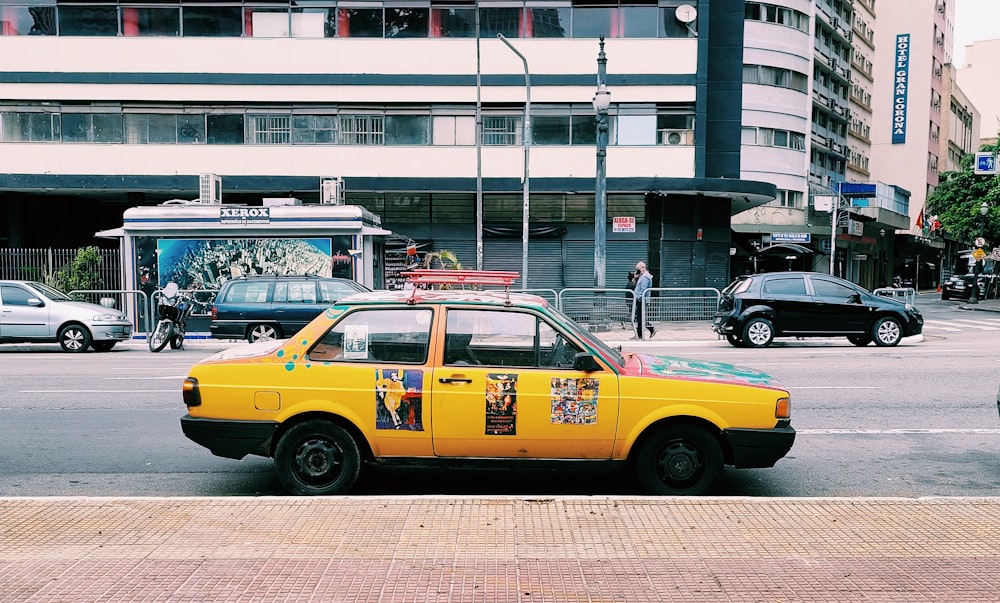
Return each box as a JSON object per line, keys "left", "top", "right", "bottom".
{"left": 60, "top": 113, "right": 122, "bottom": 143}
{"left": 532, "top": 115, "right": 570, "bottom": 145}
{"left": 1, "top": 112, "right": 60, "bottom": 142}
{"left": 58, "top": 5, "right": 118, "bottom": 36}
{"left": 183, "top": 5, "right": 242, "bottom": 37}
{"left": 292, "top": 115, "right": 339, "bottom": 144}
{"left": 432, "top": 115, "right": 476, "bottom": 145}
{"left": 482, "top": 116, "right": 521, "bottom": 145}
{"left": 340, "top": 115, "right": 385, "bottom": 145}
{"left": 250, "top": 115, "right": 292, "bottom": 144}
{"left": 770, "top": 189, "right": 803, "bottom": 209}
{"left": 121, "top": 6, "right": 180, "bottom": 37}
{"left": 385, "top": 115, "right": 429, "bottom": 145}
{"left": 386, "top": 7, "right": 429, "bottom": 38}
{"left": 207, "top": 114, "right": 245, "bottom": 144}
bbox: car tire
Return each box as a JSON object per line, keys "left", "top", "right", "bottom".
{"left": 58, "top": 324, "right": 92, "bottom": 353}
{"left": 741, "top": 317, "right": 774, "bottom": 348}
{"left": 941, "top": 291, "right": 950, "bottom": 301}
{"left": 725, "top": 334, "right": 745, "bottom": 347}
{"left": 847, "top": 335, "right": 871, "bottom": 347}
{"left": 634, "top": 425, "right": 723, "bottom": 496}
{"left": 148, "top": 320, "right": 173, "bottom": 352}
{"left": 91, "top": 341, "right": 116, "bottom": 352}
{"left": 248, "top": 324, "right": 281, "bottom": 343}
{"left": 872, "top": 316, "right": 903, "bottom": 347}
{"left": 274, "top": 420, "right": 361, "bottom": 496}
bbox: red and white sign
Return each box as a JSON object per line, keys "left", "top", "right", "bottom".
{"left": 613, "top": 216, "right": 636, "bottom": 233}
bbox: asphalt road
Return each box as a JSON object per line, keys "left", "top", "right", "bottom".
{"left": 1, "top": 302, "right": 997, "bottom": 498}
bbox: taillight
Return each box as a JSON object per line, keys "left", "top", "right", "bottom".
{"left": 182, "top": 377, "right": 201, "bottom": 407}
{"left": 211, "top": 306, "right": 218, "bottom": 320}
{"left": 775, "top": 396, "right": 791, "bottom": 419}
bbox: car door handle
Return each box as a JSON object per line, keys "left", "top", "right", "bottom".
{"left": 438, "top": 377, "right": 472, "bottom": 384}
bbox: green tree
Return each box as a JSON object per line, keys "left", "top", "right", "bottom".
{"left": 55, "top": 246, "right": 105, "bottom": 297}
{"left": 928, "top": 142, "right": 999, "bottom": 246}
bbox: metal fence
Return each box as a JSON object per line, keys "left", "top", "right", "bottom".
{"left": 643, "top": 287, "right": 722, "bottom": 322}
{"left": 0, "top": 247, "right": 121, "bottom": 290}
{"left": 872, "top": 287, "right": 916, "bottom": 305}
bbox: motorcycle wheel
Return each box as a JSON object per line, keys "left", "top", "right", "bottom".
{"left": 170, "top": 330, "right": 184, "bottom": 350}
{"left": 149, "top": 320, "right": 174, "bottom": 353}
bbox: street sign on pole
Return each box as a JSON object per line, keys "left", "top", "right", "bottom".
{"left": 974, "top": 152, "right": 997, "bottom": 175}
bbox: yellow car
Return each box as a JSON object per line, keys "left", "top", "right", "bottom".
{"left": 181, "top": 270, "right": 794, "bottom": 496}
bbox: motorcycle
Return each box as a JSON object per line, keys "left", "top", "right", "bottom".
{"left": 148, "top": 282, "right": 194, "bottom": 352}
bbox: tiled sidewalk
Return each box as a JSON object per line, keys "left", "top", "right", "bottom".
{"left": 2, "top": 496, "right": 998, "bottom": 602}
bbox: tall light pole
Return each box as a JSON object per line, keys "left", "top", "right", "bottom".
{"left": 497, "top": 33, "right": 530, "bottom": 289}
{"left": 879, "top": 228, "right": 886, "bottom": 288}
{"left": 593, "top": 36, "right": 611, "bottom": 288}
{"left": 969, "top": 200, "right": 989, "bottom": 304}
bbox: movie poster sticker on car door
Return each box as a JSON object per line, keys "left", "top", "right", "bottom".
{"left": 550, "top": 377, "right": 599, "bottom": 425}
{"left": 374, "top": 368, "right": 424, "bottom": 431}
{"left": 343, "top": 324, "right": 369, "bottom": 359}
{"left": 485, "top": 373, "right": 517, "bottom": 435}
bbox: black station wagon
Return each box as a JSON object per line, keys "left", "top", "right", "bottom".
{"left": 712, "top": 272, "right": 923, "bottom": 348}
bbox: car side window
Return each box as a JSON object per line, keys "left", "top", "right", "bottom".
{"left": 307, "top": 308, "right": 432, "bottom": 364}
{"left": 318, "top": 281, "right": 358, "bottom": 303}
{"left": 444, "top": 309, "right": 581, "bottom": 368}
{"left": 0, "top": 284, "right": 35, "bottom": 306}
{"left": 762, "top": 277, "right": 807, "bottom": 296}
{"left": 811, "top": 278, "right": 857, "bottom": 301}
{"left": 226, "top": 281, "right": 270, "bottom": 303}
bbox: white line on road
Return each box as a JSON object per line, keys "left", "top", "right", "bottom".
{"left": 921, "top": 321, "right": 962, "bottom": 331}
{"left": 943, "top": 320, "right": 1000, "bottom": 330}
{"left": 800, "top": 428, "right": 1000, "bottom": 435}
{"left": 788, "top": 386, "right": 882, "bottom": 389}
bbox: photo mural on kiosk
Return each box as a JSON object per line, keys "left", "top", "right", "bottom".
{"left": 134, "top": 236, "right": 353, "bottom": 292}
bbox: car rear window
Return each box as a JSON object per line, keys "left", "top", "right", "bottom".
{"left": 762, "top": 277, "right": 806, "bottom": 295}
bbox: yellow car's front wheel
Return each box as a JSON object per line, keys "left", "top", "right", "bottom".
{"left": 634, "top": 425, "right": 723, "bottom": 496}
{"left": 274, "top": 420, "right": 361, "bottom": 495}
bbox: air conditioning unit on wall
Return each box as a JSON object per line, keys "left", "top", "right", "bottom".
{"left": 660, "top": 129, "right": 692, "bottom": 145}
{"left": 320, "top": 177, "right": 344, "bottom": 205}
{"left": 199, "top": 173, "right": 222, "bottom": 204}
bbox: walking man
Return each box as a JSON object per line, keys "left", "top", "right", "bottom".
{"left": 632, "top": 261, "right": 656, "bottom": 340}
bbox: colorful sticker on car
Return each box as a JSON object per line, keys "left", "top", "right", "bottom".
{"left": 375, "top": 368, "right": 423, "bottom": 431}
{"left": 485, "top": 373, "right": 517, "bottom": 436}
{"left": 550, "top": 377, "right": 599, "bottom": 425}
{"left": 637, "top": 354, "right": 781, "bottom": 388}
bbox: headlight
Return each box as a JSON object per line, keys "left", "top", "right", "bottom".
{"left": 93, "top": 313, "right": 124, "bottom": 321}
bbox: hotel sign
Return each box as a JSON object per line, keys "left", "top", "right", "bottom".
{"left": 892, "top": 34, "right": 911, "bottom": 144}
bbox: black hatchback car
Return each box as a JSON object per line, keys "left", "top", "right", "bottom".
{"left": 712, "top": 272, "right": 923, "bottom": 348}
{"left": 210, "top": 275, "right": 369, "bottom": 343}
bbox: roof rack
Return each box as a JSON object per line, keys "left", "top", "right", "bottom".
{"left": 400, "top": 269, "right": 520, "bottom": 304}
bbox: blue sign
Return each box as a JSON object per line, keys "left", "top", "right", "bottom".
{"left": 975, "top": 153, "right": 997, "bottom": 175}
{"left": 891, "top": 34, "right": 910, "bottom": 144}
{"left": 771, "top": 233, "right": 811, "bottom": 243}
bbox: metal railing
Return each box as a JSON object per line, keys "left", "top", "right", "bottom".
{"left": 69, "top": 289, "right": 150, "bottom": 336}
{"left": 872, "top": 287, "right": 916, "bottom": 305}
{"left": 558, "top": 288, "right": 636, "bottom": 333}
{"left": 642, "top": 287, "right": 722, "bottom": 322}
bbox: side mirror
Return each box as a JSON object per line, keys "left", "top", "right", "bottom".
{"left": 26, "top": 298, "right": 44, "bottom": 307}
{"left": 573, "top": 352, "right": 602, "bottom": 373}
{"left": 850, "top": 293, "right": 862, "bottom": 304}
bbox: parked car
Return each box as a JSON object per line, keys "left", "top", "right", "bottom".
{"left": 940, "top": 250, "right": 997, "bottom": 301}
{"left": 0, "top": 280, "right": 132, "bottom": 352}
{"left": 713, "top": 271, "right": 923, "bottom": 348}
{"left": 182, "top": 270, "right": 795, "bottom": 496}
{"left": 210, "top": 274, "right": 369, "bottom": 343}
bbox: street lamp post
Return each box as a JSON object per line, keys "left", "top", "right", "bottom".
{"left": 879, "top": 229, "right": 886, "bottom": 288}
{"left": 497, "top": 33, "right": 530, "bottom": 289}
{"left": 593, "top": 37, "right": 610, "bottom": 288}
{"left": 969, "top": 201, "right": 989, "bottom": 304}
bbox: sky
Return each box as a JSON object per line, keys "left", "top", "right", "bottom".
{"left": 953, "top": 0, "right": 1000, "bottom": 67}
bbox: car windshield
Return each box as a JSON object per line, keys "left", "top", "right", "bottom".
{"left": 544, "top": 304, "right": 625, "bottom": 368}
{"left": 27, "top": 281, "right": 71, "bottom": 301}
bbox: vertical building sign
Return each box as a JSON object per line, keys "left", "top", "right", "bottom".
{"left": 891, "top": 34, "right": 910, "bottom": 144}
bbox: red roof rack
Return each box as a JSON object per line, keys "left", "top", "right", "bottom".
{"left": 400, "top": 269, "right": 521, "bottom": 304}
{"left": 401, "top": 269, "right": 520, "bottom": 288}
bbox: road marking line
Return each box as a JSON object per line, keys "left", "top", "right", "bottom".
{"left": 921, "top": 321, "right": 962, "bottom": 331}
{"left": 944, "top": 320, "right": 1000, "bottom": 330}
{"left": 104, "top": 376, "right": 187, "bottom": 380}
{"left": 789, "top": 386, "right": 882, "bottom": 389}
{"left": 800, "top": 428, "right": 1000, "bottom": 435}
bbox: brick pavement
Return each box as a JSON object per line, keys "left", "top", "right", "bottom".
{"left": 2, "top": 496, "right": 998, "bottom": 602}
